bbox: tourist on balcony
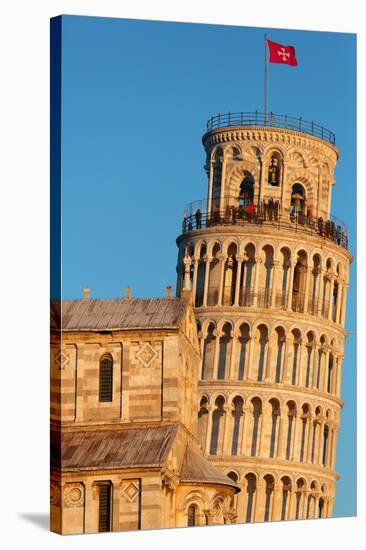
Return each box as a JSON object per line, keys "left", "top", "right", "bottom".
{"left": 238, "top": 203, "right": 245, "bottom": 221}
{"left": 325, "top": 219, "right": 331, "bottom": 238}
{"left": 231, "top": 204, "right": 238, "bottom": 224}
{"left": 195, "top": 208, "right": 202, "bottom": 229}
{"left": 336, "top": 225, "right": 342, "bottom": 245}
{"left": 273, "top": 200, "right": 280, "bottom": 221}
{"left": 246, "top": 201, "right": 255, "bottom": 221}
{"left": 306, "top": 207, "right": 313, "bottom": 225}
{"left": 318, "top": 216, "right": 324, "bottom": 236}
{"left": 213, "top": 207, "right": 221, "bottom": 225}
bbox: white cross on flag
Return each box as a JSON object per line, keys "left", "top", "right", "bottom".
{"left": 267, "top": 39, "right": 298, "bottom": 66}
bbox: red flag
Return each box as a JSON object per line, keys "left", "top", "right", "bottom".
{"left": 266, "top": 39, "right": 298, "bottom": 66}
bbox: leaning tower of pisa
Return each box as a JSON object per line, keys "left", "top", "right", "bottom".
{"left": 176, "top": 112, "right": 352, "bottom": 523}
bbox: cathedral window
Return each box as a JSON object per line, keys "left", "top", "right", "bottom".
{"left": 97, "top": 483, "right": 112, "bottom": 532}
{"left": 99, "top": 354, "right": 113, "bottom": 402}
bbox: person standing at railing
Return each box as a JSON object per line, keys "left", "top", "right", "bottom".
{"left": 246, "top": 200, "right": 255, "bottom": 222}
{"left": 231, "top": 204, "right": 238, "bottom": 224}
{"left": 318, "top": 216, "right": 324, "bottom": 236}
{"left": 195, "top": 208, "right": 202, "bottom": 229}
{"left": 336, "top": 225, "right": 342, "bottom": 245}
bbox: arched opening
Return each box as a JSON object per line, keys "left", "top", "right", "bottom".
{"left": 195, "top": 243, "right": 207, "bottom": 307}
{"left": 250, "top": 397, "right": 262, "bottom": 456}
{"left": 292, "top": 250, "right": 308, "bottom": 313}
{"left": 281, "top": 477, "right": 292, "bottom": 520}
{"left": 258, "top": 245, "right": 274, "bottom": 307}
{"left": 305, "top": 332, "right": 315, "bottom": 387}
{"left": 197, "top": 396, "right": 209, "bottom": 448}
{"left": 279, "top": 247, "right": 291, "bottom": 309}
{"left": 239, "top": 171, "right": 255, "bottom": 203}
{"left": 238, "top": 323, "right": 250, "bottom": 380}
{"left": 274, "top": 326, "right": 286, "bottom": 383}
{"left": 210, "top": 396, "right": 225, "bottom": 455}
{"left": 187, "top": 504, "right": 197, "bottom": 527}
{"left": 269, "top": 399, "right": 280, "bottom": 458}
{"left": 207, "top": 243, "right": 221, "bottom": 306}
{"left": 231, "top": 396, "right": 244, "bottom": 456}
{"left": 310, "top": 254, "right": 321, "bottom": 315}
{"left": 255, "top": 324, "right": 268, "bottom": 382}
{"left": 227, "top": 470, "right": 239, "bottom": 483}
{"left": 211, "top": 149, "right": 223, "bottom": 212}
{"left": 201, "top": 322, "right": 216, "bottom": 379}
{"left": 291, "top": 329, "right": 301, "bottom": 385}
{"left": 222, "top": 243, "right": 238, "bottom": 306}
{"left": 240, "top": 243, "right": 256, "bottom": 306}
{"left": 327, "top": 352, "right": 334, "bottom": 393}
{"left": 318, "top": 497, "right": 325, "bottom": 518}
{"left": 245, "top": 473, "right": 257, "bottom": 523}
{"left": 300, "top": 404, "right": 310, "bottom": 462}
{"left": 267, "top": 152, "right": 282, "bottom": 187}
{"left": 290, "top": 183, "right": 306, "bottom": 221}
{"left": 295, "top": 479, "right": 306, "bottom": 519}
{"left": 285, "top": 401, "right": 297, "bottom": 460}
{"left": 218, "top": 322, "right": 233, "bottom": 380}
{"left": 322, "top": 424, "right": 329, "bottom": 466}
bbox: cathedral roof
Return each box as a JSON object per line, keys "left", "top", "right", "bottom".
{"left": 51, "top": 297, "right": 189, "bottom": 332}
{"left": 180, "top": 446, "right": 240, "bottom": 493}
{"left": 52, "top": 424, "right": 177, "bottom": 471}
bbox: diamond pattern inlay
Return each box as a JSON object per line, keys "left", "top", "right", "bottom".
{"left": 136, "top": 343, "right": 158, "bottom": 367}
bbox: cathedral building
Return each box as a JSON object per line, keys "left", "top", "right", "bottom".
{"left": 51, "top": 111, "right": 352, "bottom": 533}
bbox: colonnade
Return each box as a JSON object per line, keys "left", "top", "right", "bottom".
{"left": 178, "top": 242, "right": 348, "bottom": 327}
{"left": 199, "top": 322, "right": 343, "bottom": 398}
{"left": 198, "top": 395, "right": 339, "bottom": 471}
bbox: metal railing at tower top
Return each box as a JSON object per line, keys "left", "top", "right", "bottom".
{"left": 181, "top": 197, "right": 349, "bottom": 250}
{"left": 205, "top": 112, "right": 336, "bottom": 145}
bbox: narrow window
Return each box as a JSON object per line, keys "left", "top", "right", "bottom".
{"left": 99, "top": 354, "right": 113, "bottom": 402}
{"left": 187, "top": 505, "right": 196, "bottom": 527}
{"left": 98, "top": 483, "right": 112, "bottom": 533}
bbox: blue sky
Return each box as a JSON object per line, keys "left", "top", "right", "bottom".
{"left": 59, "top": 15, "right": 356, "bottom": 518}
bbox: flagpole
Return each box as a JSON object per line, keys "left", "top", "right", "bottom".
{"left": 264, "top": 33, "right": 268, "bottom": 123}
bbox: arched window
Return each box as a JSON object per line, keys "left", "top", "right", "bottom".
{"left": 239, "top": 172, "right": 254, "bottom": 204}
{"left": 291, "top": 183, "right": 306, "bottom": 219}
{"left": 99, "top": 354, "right": 113, "bottom": 402}
{"left": 227, "top": 471, "right": 239, "bottom": 483}
{"left": 187, "top": 505, "right": 197, "bottom": 527}
{"left": 268, "top": 154, "right": 282, "bottom": 187}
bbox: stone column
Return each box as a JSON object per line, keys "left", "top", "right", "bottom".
{"left": 276, "top": 412, "right": 287, "bottom": 460}
{"left": 253, "top": 257, "right": 262, "bottom": 307}
{"left": 222, "top": 405, "right": 233, "bottom": 455}
{"left": 311, "top": 344, "right": 319, "bottom": 389}
{"left": 258, "top": 158, "right": 266, "bottom": 207}
{"left": 240, "top": 405, "right": 250, "bottom": 455}
{"left": 303, "top": 266, "right": 311, "bottom": 314}
{"left": 246, "top": 332, "right": 256, "bottom": 381}
{"left": 112, "top": 480, "right": 121, "bottom": 532}
{"left": 336, "top": 353, "right": 344, "bottom": 397}
{"left": 191, "top": 257, "right": 200, "bottom": 305}
{"left": 305, "top": 416, "right": 314, "bottom": 463}
{"left": 296, "top": 339, "right": 304, "bottom": 386}
{"left": 317, "top": 270, "right": 325, "bottom": 316}
{"left": 315, "top": 419, "right": 324, "bottom": 465}
{"left": 281, "top": 336, "right": 291, "bottom": 384}
{"left": 205, "top": 405, "right": 214, "bottom": 455}
{"left": 217, "top": 254, "right": 226, "bottom": 306}
{"left": 340, "top": 283, "right": 349, "bottom": 327}
{"left": 272, "top": 486, "right": 283, "bottom": 521}
{"left": 288, "top": 489, "right": 295, "bottom": 520}
{"left": 335, "top": 280, "right": 343, "bottom": 324}
{"left": 202, "top": 255, "right": 212, "bottom": 307}
{"left": 322, "top": 348, "right": 331, "bottom": 393}
{"left": 286, "top": 261, "right": 296, "bottom": 311}
{"left": 325, "top": 424, "right": 332, "bottom": 468}
{"left": 257, "top": 411, "right": 265, "bottom": 457}
{"left": 254, "top": 480, "right": 265, "bottom": 522}
{"left": 229, "top": 330, "right": 240, "bottom": 379}
{"left": 207, "top": 159, "right": 214, "bottom": 213}
{"left": 84, "top": 480, "right": 95, "bottom": 534}
{"left": 264, "top": 337, "right": 273, "bottom": 382}
{"left": 234, "top": 256, "right": 244, "bottom": 306}
{"left": 330, "top": 426, "right": 339, "bottom": 469}
{"left": 183, "top": 255, "right": 191, "bottom": 290}
{"left": 291, "top": 413, "right": 300, "bottom": 461}
{"left": 270, "top": 260, "right": 279, "bottom": 309}
{"left": 328, "top": 274, "right": 335, "bottom": 321}
{"left": 301, "top": 490, "right": 308, "bottom": 519}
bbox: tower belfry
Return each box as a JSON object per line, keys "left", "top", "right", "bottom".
{"left": 176, "top": 111, "right": 352, "bottom": 523}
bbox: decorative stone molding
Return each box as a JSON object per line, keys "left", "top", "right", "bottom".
{"left": 135, "top": 343, "right": 158, "bottom": 368}
{"left": 63, "top": 483, "right": 84, "bottom": 508}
